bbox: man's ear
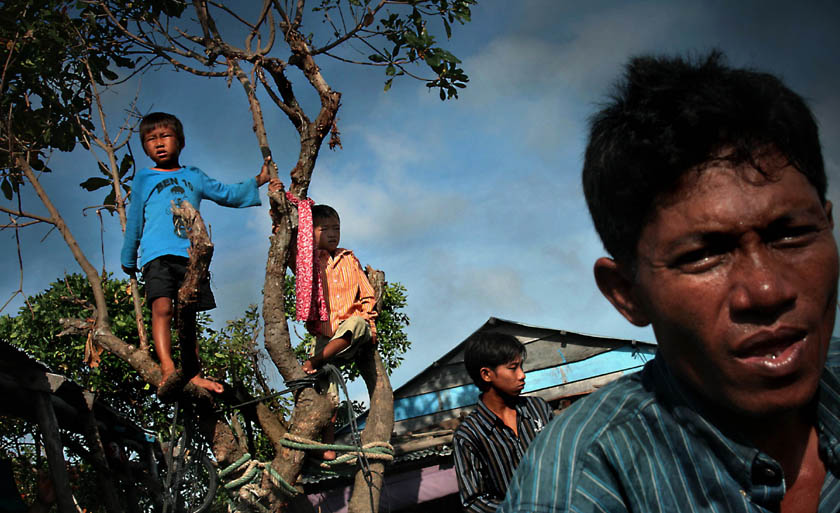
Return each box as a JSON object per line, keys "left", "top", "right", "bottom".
{"left": 825, "top": 200, "right": 834, "bottom": 229}
{"left": 479, "top": 366, "right": 494, "bottom": 385}
{"left": 593, "top": 257, "right": 650, "bottom": 327}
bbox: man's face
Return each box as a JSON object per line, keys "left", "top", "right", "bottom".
{"left": 482, "top": 355, "right": 527, "bottom": 397}
{"left": 314, "top": 216, "right": 340, "bottom": 253}
{"left": 630, "top": 156, "right": 837, "bottom": 417}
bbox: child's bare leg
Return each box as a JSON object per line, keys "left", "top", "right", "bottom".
{"left": 151, "top": 297, "right": 176, "bottom": 386}
{"left": 180, "top": 306, "right": 224, "bottom": 394}
{"left": 319, "top": 412, "right": 338, "bottom": 461}
{"left": 302, "top": 336, "right": 351, "bottom": 374}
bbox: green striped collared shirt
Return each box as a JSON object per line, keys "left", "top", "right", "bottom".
{"left": 500, "top": 341, "right": 840, "bottom": 513}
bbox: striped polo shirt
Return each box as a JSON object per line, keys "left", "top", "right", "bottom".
{"left": 499, "top": 341, "right": 840, "bottom": 513}
{"left": 454, "top": 395, "right": 554, "bottom": 512}
{"left": 313, "top": 247, "right": 377, "bottom": 339}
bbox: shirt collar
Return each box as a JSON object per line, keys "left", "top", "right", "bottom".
{"left": 476, "top": 394, "right": 531, "bottom": 431}
{"left": 648, "top": 350, "right": 840, "bottom": 500}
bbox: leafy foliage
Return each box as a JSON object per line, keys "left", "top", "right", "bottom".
{"left": 78, "top": 153, "right": 134, "bottom": 207}
{"left": 0, "top": 274, "right": 282, "bottom": 510}
{"left": 0, "top": 0, "right": 138, "bottom": 198}
{"left": 314, "top": 0, "right": 475, "bottom": 99}
{"left": 0, "top": 274, "right": 154, "bottom": 420}
{"left": 284, "top": 272, "right": 411, "bottom": 381}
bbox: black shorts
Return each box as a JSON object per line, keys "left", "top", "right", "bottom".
{"left": 141, "top": 255, "right": 216, "bottom": 311}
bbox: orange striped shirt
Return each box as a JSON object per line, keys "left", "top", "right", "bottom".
{"left": 310, "top": 248, "right": 377, "bottom": 340}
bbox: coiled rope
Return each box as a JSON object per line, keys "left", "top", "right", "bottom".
{"left": 218, "top": 363, "right": 393, "bottom": 509}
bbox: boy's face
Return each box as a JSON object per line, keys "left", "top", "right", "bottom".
{"left": 142, "top": 124, "right": 182, "bottom": 169}
{"left": 314, "top": 216, "right": 340, "bottom": 253}
{"left": 481, "top": 355, "right": 526, "bottom": 397}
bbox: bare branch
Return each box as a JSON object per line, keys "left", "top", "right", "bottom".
{"left": 0, "top": 206, "right": 55, "bottom": 225}
{"left": 311, "top": 0, "right": 388, "bottom": 56}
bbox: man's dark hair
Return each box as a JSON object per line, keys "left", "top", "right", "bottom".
{"left": 463, "top": 332, "right": 526, "bottom": 392}
{"left": 582, "top": 51, "right": 826, "bottom": 267}
{"left": 139, "top": 112, "right": 185, "bottom": 148}
{"left": 312, "top": 204, "right": 340, "bottom": 224}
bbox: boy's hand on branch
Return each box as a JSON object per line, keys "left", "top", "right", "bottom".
{"left": 268, "top": 178, "right": 284, "bottom": 193}
{"left": 256, "top": 156, "right": 273, "bottom": 186}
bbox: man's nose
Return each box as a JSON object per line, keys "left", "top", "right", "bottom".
{"left": 729, "top": 245, "right": 796, "bottom": 321}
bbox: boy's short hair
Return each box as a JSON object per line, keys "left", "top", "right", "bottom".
{"left": 463, "top": 332, "right": 526, "bottom": 391}
{"left": 312, "top": 204, "right": 340, "bottom": 224}
{"left": 139, "top": 112, "right": 185, "bottom": 148}
{"left": 582, "top": 50, "right": 826, "bottom": 268}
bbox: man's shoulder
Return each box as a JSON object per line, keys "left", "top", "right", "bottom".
{"left": 454, "top": 406, "right": 488, "bottom": 439}
{"left": 826, "top": 337, "right": 840, "bottom": 371}
{"left": 540, "top": 371, "right": 653, "bottom": 450}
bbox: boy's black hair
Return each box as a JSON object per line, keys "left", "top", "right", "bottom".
{"left": 312, "top": 204, "right": 340, "bottom": 224}
{"left": 463, "top": 332, "right": 526, "bottom": 392}
{"left": 582, "top": 50, "right": 826, "bottom": 268}
{"left": 139, "top": 112, "right": 185, "bottom": 148}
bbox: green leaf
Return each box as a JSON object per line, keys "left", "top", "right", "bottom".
{"left": 384, "top": 78, "right": 393, "bottom": 92}
{"left": 368, "top": 54, "right": 387, "bottom": 63}
{"left": 1, "top": 179, "right": 12, "bottom": 200}
{"left": 80, "top": 177, "right": 111, "bottom": 191}
{"left": 103, "top": 188, "right": 116, "bottom": 206}
{"left": 118, "top": 154, "right": 134, "bottom": 178}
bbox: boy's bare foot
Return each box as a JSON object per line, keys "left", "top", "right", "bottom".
{"left": 302, "top": 359, "right": 318, "bottom": 375}
{"left": 190, "top": 375, "right": 224, "bottom": 394}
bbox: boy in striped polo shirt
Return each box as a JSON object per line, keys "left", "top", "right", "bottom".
{"left": 300, "top": 204, "right": 378, "bottom": 376}
{"left": 454, "top": 332, "right": 553, "bottom": 512}
{"left": 299, "top": 204, "right": 378, "bottom": 459}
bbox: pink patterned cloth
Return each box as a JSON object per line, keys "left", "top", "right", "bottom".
{"left": 286, "top": 192, "right": 328, "bottom": 323}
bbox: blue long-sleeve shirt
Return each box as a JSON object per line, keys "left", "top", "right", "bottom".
{"left": 121, "top": 166, "right": 261, "bottom": 270}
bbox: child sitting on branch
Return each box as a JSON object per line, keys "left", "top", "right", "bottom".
{"left": 275, "top": 186, "right": 378, "bottom": 459}
{"left": 121, "top": 112, "right": 275, "bottom": 395}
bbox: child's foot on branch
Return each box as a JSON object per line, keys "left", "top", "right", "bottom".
{"left": 302, "top": 358, "right": 319, "bottom": 375}
{"left": 190, "top": 375, "right": 224, "bottom": 394}
{"left": 318, "top": 449, "right": 336, "bottom": 461}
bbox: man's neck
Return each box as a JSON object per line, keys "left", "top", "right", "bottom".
{"left": 744, "top": 405, "right": 819, "bottom": 479}
{"left": 481, "top": 388, "right": 520, "bottom": 434}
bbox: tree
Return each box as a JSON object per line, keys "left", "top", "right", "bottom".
{"left": 0, "top": 275, "right": 271, "bottom": 510}
{"left": 2, "top": 1, "right": 473, "bottom": 511}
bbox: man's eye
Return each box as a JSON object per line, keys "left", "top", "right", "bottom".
{"left": 672, "top": 247, "right": 725, "bottom": 272}
{"left": 767, "top": 225, "right": 819, "bottom": 247}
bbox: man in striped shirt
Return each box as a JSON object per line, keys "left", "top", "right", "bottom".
{"left": 500, "top": 52, "right": 840, "bottom": 512}
{"left": 454, "top": 332, "right": 553, "bottom": 512}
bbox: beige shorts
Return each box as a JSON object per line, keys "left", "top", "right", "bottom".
{"left": 313, "top": 316, "right": 372, "bottom": 398}
{"left": 313, "top": 315, "right": 372, "bottom": 364}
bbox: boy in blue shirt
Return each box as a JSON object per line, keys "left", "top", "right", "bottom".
{"left": 121, "top": 112, "right": 272, "bottom": 393}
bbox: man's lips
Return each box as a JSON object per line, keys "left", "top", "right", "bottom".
{"left": 733, "top": 327, "right": 808, "bottom": 376}
{"left": 734, "top": 327, "right": 807, "bottom": 358}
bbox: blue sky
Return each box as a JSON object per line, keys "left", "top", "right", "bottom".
{"left": 3, "top": 0, "right": 840, "bottom": 397}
